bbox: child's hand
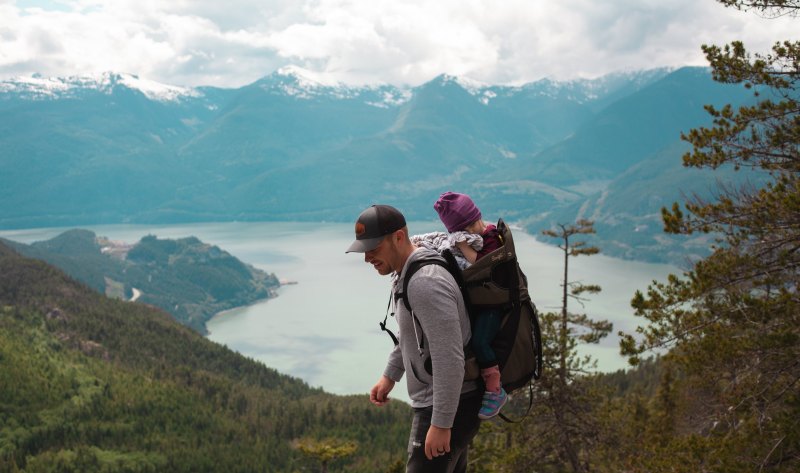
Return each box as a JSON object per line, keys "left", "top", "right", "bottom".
{"left": 456, "top": 240, "right": 478, "bottom": 264}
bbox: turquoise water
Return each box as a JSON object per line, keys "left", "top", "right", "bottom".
{"left": 1, "top": 221, "right": 678, "bottom": 402}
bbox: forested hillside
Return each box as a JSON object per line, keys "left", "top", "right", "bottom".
{"left": 2, "top": 229, "right": 280, "bottom": 333}
{"left": 0, "top": 241, "right": 409, "bottom": 472}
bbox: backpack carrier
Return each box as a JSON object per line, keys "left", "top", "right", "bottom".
{"left": 383, "top": 219, "right": 543, "bottom": 409}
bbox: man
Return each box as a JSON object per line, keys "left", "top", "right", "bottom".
{"left": 346, "top": 204, "right": 481, "bottom": 473}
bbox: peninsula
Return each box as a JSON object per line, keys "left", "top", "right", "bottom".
{"left": 1, "top": 229, "right": 280, "bottom": 333}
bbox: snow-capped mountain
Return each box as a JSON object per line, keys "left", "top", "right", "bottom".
{"left": 1, "top": 65, "right": 750, "bottom": 264}
{"left": 417, "top": 68, "right": 677, "bottom": 108}
{"left": 253, "top": 65, "right": 412, "bottom": 108}
{"left": 0, "top": 72, "right": 202, "bottom": 102}
{"left": 0, "top": 66, "right": 673, "bottom": 110}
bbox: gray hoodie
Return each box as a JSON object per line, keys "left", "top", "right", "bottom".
{"left": 383, "top": 247, "right": 478, "bottom": 428}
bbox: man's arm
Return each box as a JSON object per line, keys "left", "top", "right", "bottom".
{"left": 371, "top": 339, "right": 404, "bottom": 407}
{"left": 384, "top": 341, "right": 405, "bottom": 383}
{"left": 408, "top": 270, "right": 466, "bottom": 427}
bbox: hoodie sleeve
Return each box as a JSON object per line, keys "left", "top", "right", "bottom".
{"left": 407, "top": 269, "right": 466, "bottom": 428}
{"left": 384, "top": 342, "right": 405, "bottom": 382}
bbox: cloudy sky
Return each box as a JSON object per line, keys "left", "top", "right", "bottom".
{"left": 0, "top": 0, "right": 796, "bottom": 88}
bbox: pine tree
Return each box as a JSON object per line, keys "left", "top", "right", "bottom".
{"left": 483, "top": 220, "right": 611, "bottom": 473}
{"left": 293, "top": 437, "right": 358, "bottom": 473}
{"left": 620, "top": 1, "right": 800, "bottom": 470}
{"left": 541, "top": 221, "right": 612, "bottom": 473}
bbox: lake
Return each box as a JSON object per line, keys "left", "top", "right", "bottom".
{"left": 0, "top": 221, "right": 679, "bottom": 403}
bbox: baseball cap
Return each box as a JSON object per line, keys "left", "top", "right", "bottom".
{"left": 345, "top": 204, "right": 407, "bottom": 253}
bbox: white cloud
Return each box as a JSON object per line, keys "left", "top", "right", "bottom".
{"left": 0, "top": 0, "right": 797, "bottom": 88}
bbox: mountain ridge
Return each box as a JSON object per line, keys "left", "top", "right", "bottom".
{"left": 0, "top": 65, "right": 672, "bottom": 107}
{"left": 0, "top": 65, "right": 755, "bottom": 264}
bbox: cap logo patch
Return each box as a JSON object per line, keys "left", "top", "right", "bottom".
{"left": 355, "top": 222, "right": 366, "bottom": 237}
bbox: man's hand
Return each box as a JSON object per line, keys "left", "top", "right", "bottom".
{"left": 370, "top": 375, "right": 395, "bottom": 406}
{"left": 424, "top": 425, "right": 451, "bottom": 460}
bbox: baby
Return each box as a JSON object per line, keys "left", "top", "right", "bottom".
{"left": 433, "top": 191, "right": 507, "bottom": 419}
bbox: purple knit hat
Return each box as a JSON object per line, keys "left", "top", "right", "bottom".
{"left": 434, "top": 192, "right": 482, "bottom": 233}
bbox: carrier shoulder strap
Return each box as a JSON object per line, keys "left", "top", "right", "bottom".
{"left": 381, "top": 252, "right": 467, "bottom": 351}
{"left": 395, "top": 250, "right": 465, "bottom": 314}
{"left": 379, "top": 255, "right": 450, "bottom": 347}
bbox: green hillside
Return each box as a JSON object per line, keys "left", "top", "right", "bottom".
{"left": 0, "top": 241, "right": 409, "bottom": 472}
{"left": 2, "top": 229, "right": 280, "bottom": 333}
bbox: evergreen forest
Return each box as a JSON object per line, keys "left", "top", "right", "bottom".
{"left": 0, "top": 241, "right": 409, "bottom": 472}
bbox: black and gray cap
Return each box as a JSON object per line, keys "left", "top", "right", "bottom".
{"left": 345, "top": 204, "right": 407, "bottom": 253}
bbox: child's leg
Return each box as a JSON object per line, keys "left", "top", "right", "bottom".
{"left": 471, "top": 309, "right": 502, "bottom": 365}
{"left": 471, "top": 309, "right": 503, "bottom": 392}
{"left": 473, "top": 309, "right": 508, "bottom": 419}
{"left": 481, "top": 366, "right": 501, "bottom": 394}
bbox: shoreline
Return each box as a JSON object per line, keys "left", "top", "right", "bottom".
{"left": 205, "top": 283, "right": 294, "bottom": 334}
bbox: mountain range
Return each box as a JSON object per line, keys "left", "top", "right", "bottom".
{"left": 1, "top": 65, "right": 758, "bottom": 263}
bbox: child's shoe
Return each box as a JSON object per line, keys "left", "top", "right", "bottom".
{"left": 478, "top": 387, "right": 508, "bottom": 419}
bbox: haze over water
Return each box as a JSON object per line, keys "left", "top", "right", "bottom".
{"left": 1, "top": 221, "right": 678, "bottom": 403}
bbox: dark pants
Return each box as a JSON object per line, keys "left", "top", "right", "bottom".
{"left": 406, "top": 391, "right": 482, "bottom": 473}
{"left": 471, "top": 308, "right": 502, "bottom": 367}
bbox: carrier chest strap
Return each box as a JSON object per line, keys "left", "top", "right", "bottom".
{"left": 380, "top": 289, "right": 399, "bottom": 346}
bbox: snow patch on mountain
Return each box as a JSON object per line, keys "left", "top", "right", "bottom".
{"left": 527, "top": 67, "right": 676, "bottom": 104}
{"left": 275, "top": 65, "right": 340, "bottom": 88}
{"left": 431, "top": 74, "right": 502, "bottom": 105}
{"left": 453, "top": 75, "right": 488, "bottom": 93}
{"left": 455, "top": 77, "right": 501, "bottom": 105}
{"left": 261, "top": 65, "right": 412, "bottom": 107}
{"left": 262, "top": 65, "right": 362, "bottom": 100}
{"left": 115, "top": 74, "right": 201, "bottom": 102}
{"left": 365, "top": 88, "right": 412, "bottom": 108}
{"left": 0, "top": 74, "right": 75, "bottom": 98}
